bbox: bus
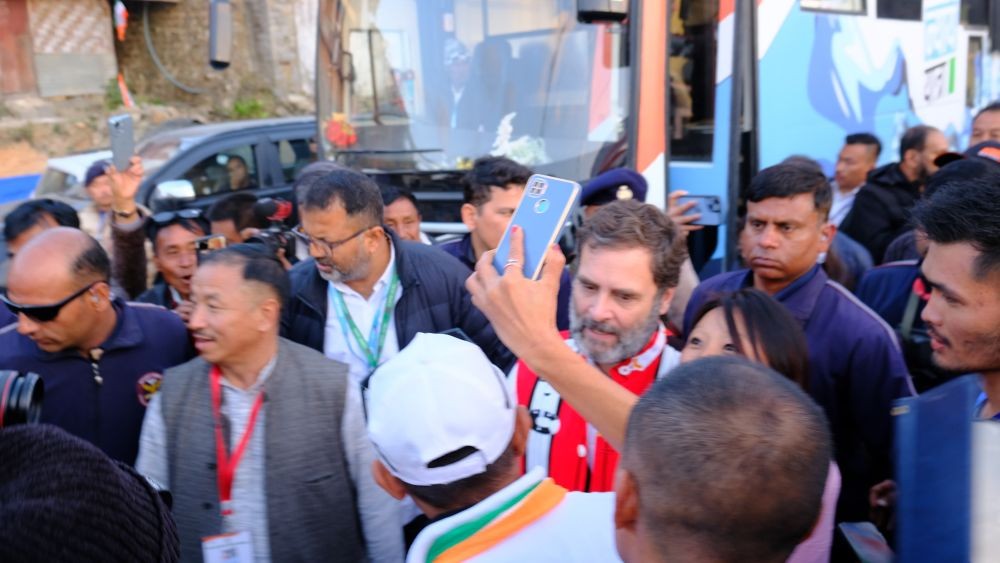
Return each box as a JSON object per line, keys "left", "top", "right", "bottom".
{"left": 312, "top": 0, "right": 1000, "bottom": 268}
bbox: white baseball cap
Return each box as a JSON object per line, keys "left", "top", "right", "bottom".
{"left": 364, "top": 332, "right": 516, "bottom": 487}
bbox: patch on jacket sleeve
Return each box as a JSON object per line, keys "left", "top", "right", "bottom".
{"left": 136, "top": 372, "right": 164, "bottom": 406}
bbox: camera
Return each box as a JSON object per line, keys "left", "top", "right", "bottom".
{"left": 0, "top": 370, "right": 44, "bottom": 428}
{"left": 245, "top": 198, "right": 298, "bottom": 265}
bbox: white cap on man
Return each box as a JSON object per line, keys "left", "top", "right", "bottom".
{"left": 365, "top": 332, "right": 516, "bottom": 487}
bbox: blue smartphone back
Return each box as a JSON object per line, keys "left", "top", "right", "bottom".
{"left": 493, "top": 174, "right": 580, "bottom": 280}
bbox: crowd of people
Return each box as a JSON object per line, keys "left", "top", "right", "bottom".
{"left": 1, "top": 103, "right": 999, "bottom": 563}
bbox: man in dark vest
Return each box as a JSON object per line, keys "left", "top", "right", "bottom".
{"left": 135, "top": 244, "right": 402, "bottom": 562}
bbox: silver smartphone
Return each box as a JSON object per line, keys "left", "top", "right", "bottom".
{"left": 676, "top": 195, "right": 723, "bottom": 226}
{"left": 108, "top": 114, "right": 134, "bottom": 171}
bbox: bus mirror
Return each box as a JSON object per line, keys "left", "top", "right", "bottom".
{"left": 577, "top": 0, "right": 629, "bottom": 23}
{"left": 209, "top": 0, "right": 232, "bottom": 70}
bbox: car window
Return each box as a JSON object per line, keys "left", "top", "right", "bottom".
{"left": 181, "top": 145, "right": 259, "bottom": 196}
{"left": 277, "top": 138, "right": 318, "bottom": 183}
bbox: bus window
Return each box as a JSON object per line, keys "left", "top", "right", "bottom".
{"left": 800, "top": 0, "right": 866, "bottom": 13}
{"left": 670, "top": 0, "right": 718, "bottom": 161}
{"left": 962, "top": 0, "right": 988, "bottom": 26}
{"left": 878, "top": 0, "right": 922, "bottom": 21}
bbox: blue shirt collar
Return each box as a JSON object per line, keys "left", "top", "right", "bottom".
{"left": 738, "top": 265, "right": 826, "bottom": 324}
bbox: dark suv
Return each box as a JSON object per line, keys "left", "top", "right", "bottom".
{"left": 138, "top": 116, "right": 316, "bottom": 212}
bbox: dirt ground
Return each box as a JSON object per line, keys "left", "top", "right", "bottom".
{"left": 0, "top": 142, "right": 47, "bottom": 176}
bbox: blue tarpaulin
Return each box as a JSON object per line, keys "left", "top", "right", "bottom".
{"left": 0, "top": 174, "right": 38, "bottom": 204}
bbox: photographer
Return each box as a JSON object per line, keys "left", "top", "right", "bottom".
{"left": 207, "top": 192, "right": 297, "bottom": 269}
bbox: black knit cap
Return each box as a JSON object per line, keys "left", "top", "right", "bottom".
{"left": 0, "top": 424, "right": 179, "bottom": 562}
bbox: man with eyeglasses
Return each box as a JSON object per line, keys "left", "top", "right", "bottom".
{"left": 0, "top": 228, "right": 190, "bottom": 463}
{"left": 282, "top": 167, "right": 512, "bottom": 384}
{"left": 137, "top": 209, "right": 208, "bottom": 319}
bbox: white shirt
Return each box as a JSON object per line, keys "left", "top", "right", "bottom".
{"left": 138, "top": 358, "right": 277, "bottom": 562}
{"left": 324, "top": 243, "right": 403, "bottom": 385}
{"left": 830, "top": 181, "right": 862, "bottom": 227}
{"left": 408, "top": 468, "right": 621, "bottom": 563}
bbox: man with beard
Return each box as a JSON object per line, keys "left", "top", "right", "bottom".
{"left": 684, "top": 163, "right": 915, "bottom": 523}
{"left": 281, "top": 167, "right": 512, "bottom": 382}
{"left": 510, "top": 200, "right": 686, "bottom": 492}
{"left": 841, "top": 125, "right": 949, "bottom": 263}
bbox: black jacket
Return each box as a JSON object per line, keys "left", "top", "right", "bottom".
{"left": 281, "top": 231, "right": 514, "bottom": 370}
{"left": 840, "top": 163, "right": 922, "bottom": 264}
{"left": 136, "top": 282, "right": 178, "bottom": 309}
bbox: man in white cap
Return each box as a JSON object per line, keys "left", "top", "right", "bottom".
{"left": 365, "top": 332, "right": 619, "bottom": 562}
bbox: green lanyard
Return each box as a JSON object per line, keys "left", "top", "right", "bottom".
{"left": 330, "top": 273, "right": 400, "bottom": 370}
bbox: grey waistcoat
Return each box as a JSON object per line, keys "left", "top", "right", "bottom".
{"left": 158, "top": 337, "right": 364, "bottom": 562}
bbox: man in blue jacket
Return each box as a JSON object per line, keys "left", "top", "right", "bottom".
{"left": 282, "top": 167, "right": 512, "bottom": 381}
{"left": 0, "top": 228, "right": 190, "bottom": 463}
{"left": 684, "top": 163, "right": 915, "bottom": 523}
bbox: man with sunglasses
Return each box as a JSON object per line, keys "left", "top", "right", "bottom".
{"left": 282, "top": 167, "right": 512, "bottom": 383}
{"left": 0, "top": 228, "right": 190, "bottom": 463}
{"left": 137, "top": 208, "right": 208, "bottom": 317}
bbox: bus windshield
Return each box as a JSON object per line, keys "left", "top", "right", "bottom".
{"left": 316, "top": 0, "right": 631, "bottom": 179}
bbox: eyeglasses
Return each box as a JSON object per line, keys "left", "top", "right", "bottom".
{"left": 151, "top": 208, "right": 202, "bottom": 225}
{"left": 2, "top": 281, "right": 103, "bottom": 322}
{"left": 291, "top": 224, "right": 374, "bottom": 256}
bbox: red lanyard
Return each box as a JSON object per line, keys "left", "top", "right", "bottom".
{"left": 209, "top": 366, "right": 265, "bottom": 517}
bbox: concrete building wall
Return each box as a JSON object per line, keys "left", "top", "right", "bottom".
{"left": 115, "top": 0, "right": 315, "bottom": 112}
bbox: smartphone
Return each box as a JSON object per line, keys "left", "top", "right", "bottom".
{"left": 676, "top": 195, "right": 723, "bottom": 226}
{"left": 493, "top": 174, "right": 580, "bottom": 280}
{"left": 195, "top": 234, "right": 228, "bottom": 261}
{"left": 108, "top": 114, "right": 134, "bottom": 172}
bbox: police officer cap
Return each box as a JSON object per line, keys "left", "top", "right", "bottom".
{"left": 580, "top": 168, "right": 648, "bottom": 207}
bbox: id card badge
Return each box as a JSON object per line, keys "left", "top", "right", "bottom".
{"left": 202, "top": 530, "right": 254, "bottom": 562}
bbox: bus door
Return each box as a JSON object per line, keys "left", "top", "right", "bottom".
{"left": 667, "top": 0, "right": 747, "bottom": 273}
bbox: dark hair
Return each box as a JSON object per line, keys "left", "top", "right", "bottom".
{"left": 689, "top": 288, "right": 810, "bottom": 389}
{"left": 461, "top": 156, "right": 532, "bottom": 207}
{"left": 146, "top": 218, "right": 207, "bottom": 255}
{"left": 911, "top": 177, "right": 1000, "bottom": 279}
{"left": 845, "top": 132, "right": 882, "bottom": 157}
{"left": 206, "top": 192, "right": 260, "bottom": 232}
{"left": 72, "top": 235, "right": 111, "bottom": 283}
{"left": 3, "top": 199, "right": 80, "bottom": 241}
{"left": 576, "top": 200, "right": 685, "bottom": 290}
{"left": 747, "top": 163, "right": 832, "bottom": 221}
{"left": 899, "top": 125, "right": 940, "bottom": 161}
{"left": 380, "top": 184, "right": 419, "bottom": 210}
{"left": 402, "top": 442, "right": 519, "bottom": 510}
{"left": 624, "top": 356, "right": 831, "bottom": 562}
{"left": 198, "top": 244, "right": 290, "bottom": 307}
{"left": 295, "top": 168, "right": 383, "bottom": 226}
{"left": 973, "top": 101, "right": 1000, "bottom": 121}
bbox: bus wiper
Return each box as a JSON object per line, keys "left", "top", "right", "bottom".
{"left": 331, "top": 148, "right": 443, "bottom": 154}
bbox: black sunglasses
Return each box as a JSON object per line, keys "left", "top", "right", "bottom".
{"left": 2, "top": 281, "right": 103, "bottom": 322}
{"left": 151, "top": 208, "right": 202, "bottom": 225}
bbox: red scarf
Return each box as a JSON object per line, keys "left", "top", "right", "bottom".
{"left": 515, "top": 327, "right": 670, "bottom": 492}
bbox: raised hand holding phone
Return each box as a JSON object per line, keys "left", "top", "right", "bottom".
{"left": 492, "top": 174, "right": 580, "bottom": 279}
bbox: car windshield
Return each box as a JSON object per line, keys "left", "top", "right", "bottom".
{"left": 316, "top": 0, "right": 631, "bottom": 179}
